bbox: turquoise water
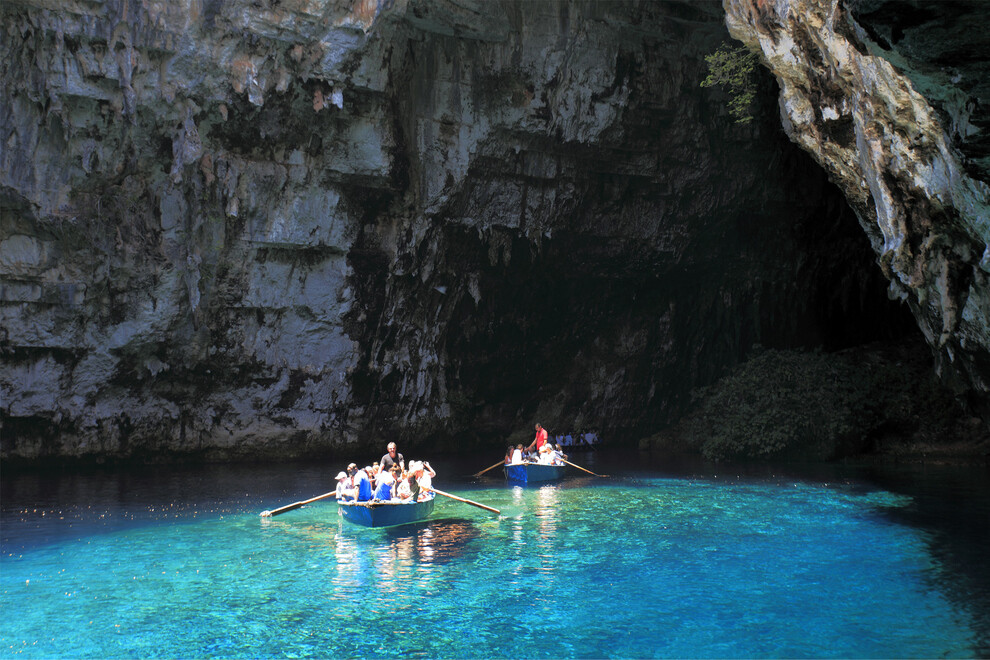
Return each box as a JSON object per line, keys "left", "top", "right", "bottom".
{"left": 2, "top": 456, "right": 987, "bottom": 658}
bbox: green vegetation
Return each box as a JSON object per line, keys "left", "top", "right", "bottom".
{"left": 654, "top": 341, "right": 971, "bottom": 462}
{"left": 701, "top": 43, "right": 760, "bottom": 124}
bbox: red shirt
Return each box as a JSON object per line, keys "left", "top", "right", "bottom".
{"left": 535, "top": 427, "right": 548, "bottom": 450}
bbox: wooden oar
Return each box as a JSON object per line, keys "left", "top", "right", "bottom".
{"left": 428, "top": 488, "right": 501, "bottom": 514}
{"left": 562, "top": 458, "right": 608, "bottom": 478}
{"left": 260, "top": 491, "right": 337, "bottom": 517}
{"left": 472, "top": 460, "right": 506, "bottom": 478}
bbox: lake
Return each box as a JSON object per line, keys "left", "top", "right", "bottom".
{"left": 2, "top": 451, "right": 988, "bottom": 658}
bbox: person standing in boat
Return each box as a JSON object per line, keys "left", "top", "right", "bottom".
{"left": 526, "top": 423, "right": 548, "bottom": 455}
{"left": 380, "top": 442, "right": 405, "bottom": 473}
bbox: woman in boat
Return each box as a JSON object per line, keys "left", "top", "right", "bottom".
{"left": 538, "top": 441, "right": 555, "bottom": 464}
{"left": 511, "top": 444, "right": 524, "bottom": 464}
{"left": 396, "top": 473, "right": 419, "bottom": 502}
{"left": 373, "top": 466, "right": 396, "bottom": 501}
{"left": 411, "top": 461, "right": 436, "bottom": 500}
{"left": 504, "top": 446, "right": 514, "bottom": 465}
{"left": 364, "top": 463, "right": 377, "bottom": 490}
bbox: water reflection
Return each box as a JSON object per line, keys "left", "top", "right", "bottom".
{"left": 534, "top": 485, "right": 560, "bottom": 574}
{"left": 383, "top": 518, "right": 481, "bottom": 565}
{"left": 329, "top": 517, "right": 483, "bottom": 597}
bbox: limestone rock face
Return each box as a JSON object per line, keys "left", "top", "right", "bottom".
{"left": 724, "top": 0, "right": 990, "bottom": 406}
{"left": 1, "top": 0, "right": 909, "bottom": 462}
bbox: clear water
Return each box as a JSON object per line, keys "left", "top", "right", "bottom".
{"left": 2, "top": 453, "right": 988, "bottom": 658}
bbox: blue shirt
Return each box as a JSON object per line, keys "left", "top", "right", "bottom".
{"left": 374, "top": 480, "right": 393, "bottom": 501}
{"left": 355, "top": 471, "right": 373, "bottom": 501}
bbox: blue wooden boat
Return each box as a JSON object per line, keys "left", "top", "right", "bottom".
{"left": 504, "top": 463, "right": 567, "bottom": 484}
{"left": 338, "top": 498, "right": 435, "bottom": 527}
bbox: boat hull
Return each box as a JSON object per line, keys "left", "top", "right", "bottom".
{"left": 338, "top": 498, "right": 435, "bottom": 527}
{"left": 504, "top": 463, "right": 567, "bottom": 484}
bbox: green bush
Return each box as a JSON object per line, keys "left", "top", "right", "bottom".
{"left": 667, "top": 342, "right": 966, "bottom": 461}
{"left": 701, "top": 43, "right": 760, "bottom": 124}
{"left": 679, "top": 348, "right": 873, "bottom": 460}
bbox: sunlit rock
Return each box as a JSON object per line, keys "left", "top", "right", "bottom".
{"left": 725, "top": 0, "right": 990, "bottom": 405}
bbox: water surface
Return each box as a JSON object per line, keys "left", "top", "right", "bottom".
{"left": 2, "top": 453, "right": 988, "bottom": 658}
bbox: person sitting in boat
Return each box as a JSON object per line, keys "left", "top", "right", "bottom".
{"left": 373, "top": 466, "right": 398, "bottom": 501}
{"left": 396, "top": 472, "right": 419, "bottom": 502}
{"left": 367, "top": 463, "right": 381, "bottom": 489}
{"left": 549, "top": 442, "right": 567, "bottom": 466}
{"left": 347, "top": 463, "right": 374, "bottom": 502}
{"left": 410, "top": 461, "right": 436, "bottom": 500}
{"left": 511, "top": 444, "right": 524, "bottom": 464}
{"left": 380, "top": 442, "right": 405, "bottom": 473}
{"left": 504, "top": 445, "right": 514, "bottom": 465}
{"left": 537, "top": 440, "right": 555, "bottom": 464}
{"left": 334, "top": 471, "right": 353, "bottom": 501}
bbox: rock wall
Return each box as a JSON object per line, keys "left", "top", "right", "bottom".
{"left": 724, "top": 0, "right": 990, "bottom": 409}
{"left": 1, "top": 0, "right": 913, "bottom": 463}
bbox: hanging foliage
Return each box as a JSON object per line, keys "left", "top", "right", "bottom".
{"left": 701, "top": 43, "right": 760, "bottom": 124}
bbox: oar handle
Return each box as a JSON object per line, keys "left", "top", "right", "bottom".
{"left": 428, "top": 488, "right": 501, "bottom": 514}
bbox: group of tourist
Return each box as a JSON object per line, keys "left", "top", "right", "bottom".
{"left": 504, "top": 423, "right": 569, "bottom": 466}
{"left": 553, "top": 431, "right": 600, "bottom": 448}
{"left": 335, "top": 442, "right": 436, "bottom": 504}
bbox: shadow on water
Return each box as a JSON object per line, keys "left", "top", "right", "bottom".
{"left": 615, "top": 449, "right": 990, "bottom": 657}
{"left": 848, "top": 463, "right": 990, "bottom": 657}
{"left": 379, "top": 517, "right": 482, "bottom": 564}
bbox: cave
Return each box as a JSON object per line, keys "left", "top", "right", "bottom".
{"left": 0, "top": 0, "right": 980, "bottom": 463}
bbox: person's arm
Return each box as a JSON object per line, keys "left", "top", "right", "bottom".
{"left": 423, "top": 462, "right": 436, "bottom": 477}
